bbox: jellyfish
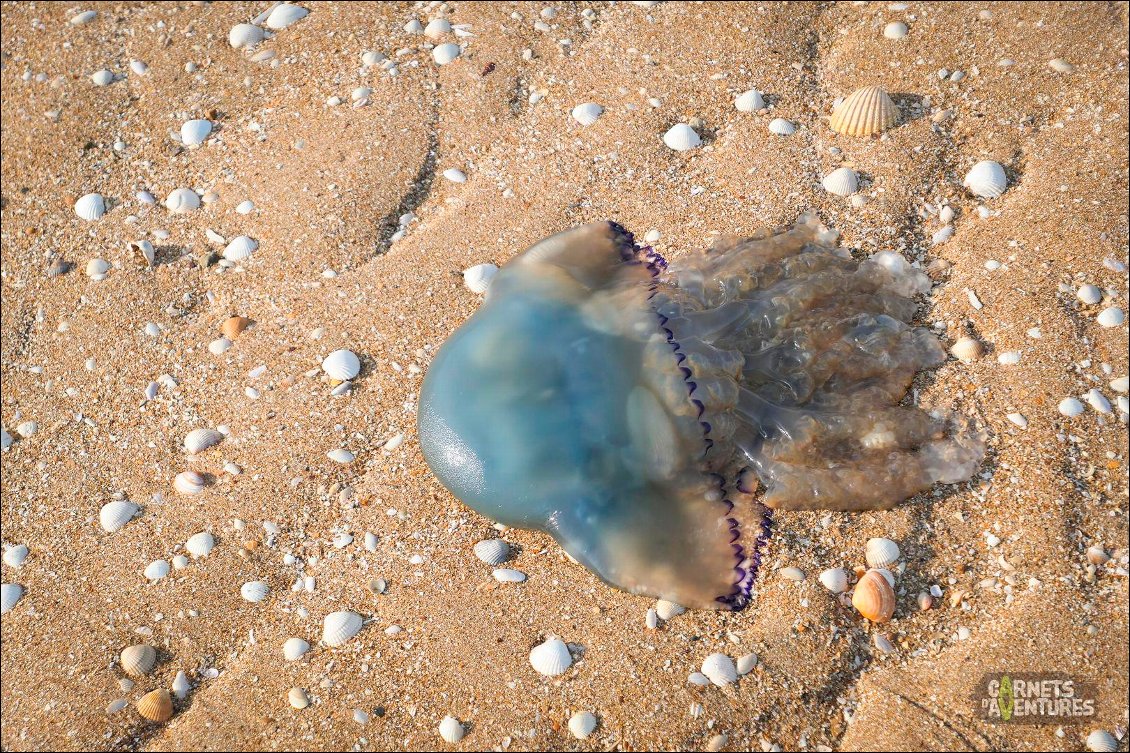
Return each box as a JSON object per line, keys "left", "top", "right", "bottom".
{"left": 418, "top": 216, "right": 983, "bottom": 609}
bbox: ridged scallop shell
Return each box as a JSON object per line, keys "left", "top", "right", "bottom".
{"left": 228, "top": 23, "right": 264, "bottom": 49}
{"left": 322, "top": 349, "right": 361, "bottom": 381}
{"left": 241, "top": 580, "right": 270, "bottom": 602}
{"left": 322, "top": 610, "right": 363, "bottom": 646}
{"left": 864, "top": 537, "right": 901, "bottom": 569}
{"left": 121, "top": 644, "right": 157, "bottom": 676}
{"left": 818, "top": 567, "right": 849, "bottom": 593}
{"left": 571, "top": 102, "right": 603, "bottom": 126}
{"left": 949, "top": 337, "right": 985, "bottom": 362}
{"left": 1, "top": 583, "right": 24, "bottom": 614}
{"left": 963, "top": 160, "right": 1007, "bottom": 198}
{"left": 283, "top": 637, "right": 310, "bottom": 661}
{"left": 821, "top": 167, "right": 858, "bottom": 196}
{"left": 164, "top": 188, "right": 201, "bottom": 213}
{"left": 655, "top": 600, "right": 685, "bottom": 620}
{"left": 472, "top": 539, "right": 511, "bottom": 565}
{"left": 424, "top": 18, "right": 452, "bottom": 39}
{"left": 1086, "top": 730, "right": 1119, "bottom": 752}
{"left": 222, "top": 235, "right": 258, "bottom": 261}
{"left": 266, "top": 3, "right": 308, "bottom": 30}
{"left": 768, "top": 118, "right": 795, "bottom": 136}
{"left": 438, "top": 715, "right": 465, "bottom": 744}
{"left": 137, "top": 689, "right": 173, "bottom": 723}
{"left": 662, "top": 123, "right": 701, "bottom": 151}
{"left": 99, "top": 500, "right": 139, "bottom": 532}
{"left": 463, "top": 263, "right": 498, "bottom": 294}
{"left": 830, "top": 86, "right": 899, "bottom": 137}
{"left": 3, "top": 544, "right": 29, "bottom": 568}
{"left": 143, "top": 560, "right": 170, "bottom": 581}
{"left": 185, "top": 532, "right": 214, "bottom": 558}
{"left": 701, "top": 653, "right": 738, "bottom": 686}
{"left": 171, "top": 555, "right": 189, "bottom": 569}
{"left": 851, "top": 569, "right": 896, "bottom": 622}
{"left": 74, "top": 192, "right": 106, "bottom": 221}
{"left": 180, "top": 119, "right": 212, "bottom": 147}
{"left": 432, "top": 43, "right": 461, "bottom": 66}
{"left": 529, "top": 637, "right": 572, "bottom": 676}
{"left": 184, "top": 428, "right": 223, "bottom": 454}
{"left": 568, "top": 711, "right": 597, "bottom": 740}
{"left": 174, "top": 470, "right": 205, "bottom": 495}
{"left": 734, "top": 89, "right": 765, "bottom": 112}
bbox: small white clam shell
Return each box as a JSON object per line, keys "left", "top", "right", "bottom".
{"left": 171, "top": 671, "right": 191, "bottom": 700}
{"left": 171, "top": 555, "right": 189, "bottom": 569}
{"left": 883, "top": 21, "right": 908, "bottom": 39}
{"left": 818, "top": 567, "right": 849, "bottom": 593}
{"left": 424, "top": 18, "right": 452, "bottom": 39}
{"left": 571, "top": 102, "right": 603, "bottom": 126}
{"left": 99, "top": 500, "right": 139, "bottom": 533}
{"left": 655, "top": 599, "right": 685, "bottom": 620}
{"left": 779, "top": 566, "right": 806, "bottom": 581}
{"left": 1110, "top": 377, "right": 1129, "bottom": 394}
{"left": 362, "top": 50, "right": 387, "bottom": 67}
{"left": 165, "top": 188, "right": 201, "bottom": 213}
{"left": 327, "top": 448, "right": 355, "bottom": 464}
{"left": 185, "top": 532, "right": 214, "bottom": 558}
{"left": 266, "top": 3, "right": 309, "bottom": 30}
{"left": 322, "top": 349, "right": 361, "bottom": 381}
{"left": 184, "top": 428, "right": 223, "bottom": 454}
{"left": 865, "top": 537, "right": 901, "bottom": 569}
{"left": 736, "top": 652, "right": 758, "bottom": 675}
{"left": 283, "top": 637, "right": 310, "bottom": 661}
{"left": 71, "top": 10, "right": 97, "bottom": 24}
{"left": 74, "top": 192, "right": 106, "bottom": 221}
{"left": 1058, "top": 397, "right": 1085, "bottom": 417}
{"left": 1, "top": 583, "right": 24, "bottom": 614}
{"left": 473, "top": 539, "right": 511, "bottom": 565}
{"left": 662, "top": 123, "right": 701, "bottom": 151}
{"left": 1084, "top": 389, "right": 1112, "bottom": 415}
{"left": 1086, "top": 730, "right": 1119, "bottom": 752}
{"left": 121, "top": 644, "right": 157, "bottom": 676}
{"left": 463, "top": 264, "right": 498, "bottom": 294}
{"left": 529, "top": 637, "right": 573, "bottom": 676}
{"left": 240, "top": 580, "right": 270, "bottom": 602}
{"left": 701, "top": 653, "right": 738, "bottom": 686}
{"left": 322, "top": 610, "right": 363, "bottom": 646}
{"left": 228, "top": 23, "right": 264, "bottom": 49}
{"left": 1096, "top": 306, "right": 1125, "bottom": 327}
{"left": 91, "top": 69, "right": 114, "bottom": 86}
{"left": 568, "top": 711, "right": 597, "bottom": 740}
{"left": 222, "top": 235, "right": 259, "bottom": 261}
{"left": 404, "top": 19, "right": 423, "bottom": 34}
{"left": 209, "top": 337, "right": 232, "bottom": 355}
{"left": 821, "top": 167, "right": 858, "bottom": 196}
{"left": 443, "top": 168, "right": 467, "bottom": 183}
{"left": 1076, "top": 284, "right": 1102, "bottom": 305}
{"left": 432, "top": 43, "right": 462, "bottom": 66}
{"left": 734, "top": 89, "right": 765, "bottom": 112}
{"left": 438, "top": 715, "right": 465, "bottom": 744}
{"left": 3, "top": 545, "right": 29, "bottom": 569}
{"left": 492, "top": 568, "right": 527, "bottom": 583}
{"left": 963, "top": 160, "right": 1007, "bottom": 198}
{"left": 768, "top": 117, "right": 796, "bottom": 136}
{"left": 174, "top": 470, "right": 206, "bottom": 495}
{"left": 86, "top": 258, "right": 111, "bottom": 279}
{"left": 143, "top": 560, "right": 170, "bottom": 581}
{"left": 180, "top": 119, "right": 212, "bottom": 147}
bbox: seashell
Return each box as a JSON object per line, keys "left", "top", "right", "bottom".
{"left": 529, "top": 637, "right": 572, "bottom": 676}
{"left": 818, "top": 567, "right": 849, "bottom": 593}
{"left": 322, "top": 349, "right": 361, "bottom": 381}
{"left": 129, "top": 240, "right": 155, "bottom": 267}
{"left": 240, "top": 580, "right": 270, "bottom": 602}
{"left": 91, "top": 69, "right": 114, "bottom": 86}
{"left": 463, "top": 264, "right": 499, "bottom": 294}
{"left": 949, "top": 337, "right": 985, "bottom": 362}
{"left": 1086, "top": 730, "right": 1119, "bottom": 752}
{"left": 1076, "top": 284, "right": 1102, "bottom": 305}
{"left": 736, "top": 652, "right": 758, "bottom": 675}
{"left": 171, "top": 670, "right": 191, "bottom": 700}
{"left": 1, "top": 583, "right": 24, "bottom": 614}
{"left": 288, "top": 687, "right": 310, "bottom": 709}
{"left": 917, "top": 591, "right": 934, "bottom": 610}
{"left": 963, "top": 160, "right": 1007, "bottom": 198}
{"left": 266, "top": 3, "right": 309, "bottom": 30}
{"left": 432, "top": 43, "right": 462, "bottom": 66}
{"left": 424, "top": 18, "right": 452, "bottom": 39}
{"left": 1096, "top": 306, "right": 1125, "bottom": 327}
{"left": 174, "top": 470, "right": 205, "bottom": 495}
{"left": 646, "top": 608, "right": 658, "bottom": 629}
{"left": 165, "top": 188, "right": 201, "bottom": 213}
{"left": 144, "top": 560, "right": 170, "bottom": 581}
{"left": 74, "top": 192, "right": 106, "bottom": 221}
{"left": 221, "top": 316, "right": 252, "bottom": 340}
{"left": 99, "top": 500, "right": 139, "bottom": 532}
{"left": 865, "top": 537, "right": 901, "bottom": 569}
{"left": 779, "top": 566, "right": 805, "bottom": 581}
{"left": 1058, "top": 397, "right": 1085, "bottom": 417}
{"left": 655, "top": 599, "right": 685, "bottom": 620}
{"left": 830, "top": 86, "right": 899, "bottom": 137}
{"left": 180, "top": 119, "right": 212, "bottom": 147}
{"left": 46, "top": 259, "right": 72, "bottom": 277}
{"left": 222, "top": 235, "right": 258, "bottom": 261}
{"left": 851, "top": 569, "right": 896, "bottom": 622}
{"left": 931, "top": 225, "right": 955, "bottom": 246}
{"left": 85, "top": 258, "right": 111, "bottom": 280}
{"left": 235, "top": 200, "right": 255, "bottom": 215}
{"left": 883, "top": 21, "right": 908, "bottom": 39}
{"left": 1048, "top": 58, "right": 1074, "bottom": 74}
{"left": 137, "top": 689, "right": 173, "bottom": 723}
{"left": 568, "top": 711, "right": 597, "bottom": 740}
{"left": 700, "top": 653, "right": 738, "bottom": 686}
{"left": 283, "top": 637, "right": 310, "bottom": 661}
{"left": 404, "top": 18, "right": 424, "bottom": 34}
{"left": 707, "top": 734, "right": 728, "bottom": 752}
{"left": 662, "top": 123, "right": 701, "bottom": 151}
{"left": 16, "top": 421, "right": 37, "bottom": 438}
{"left": 734, "top": 89, "right": 765, "bottom": 112}
{"left": 362, "top": 50, "right": 387, "bottom": 67}
{"left": 71, "top": 10, "right": 97, "bottom": 24}
{"left": 821, "top": 167, "right": 858, "bottom": 196}
{"left": 3, "top": 544, "right": 29, "bottom": 569}
{"left": 171, "top": 555, "right": 189, "bottom": 569}
{"left": 1, "top": 429, "right": 11, "bottom": 451}
{"left": 121, "top": 645, "right": 157, "bottom": 676}
{"left": 473, "top": 539, "right": 511, "bottom": 565}
{"left": 322, "top": 610, "right": 363, "bottom": 646}
{"left": 492, "top": 568, "right": 527, "bottom": 583}
{"left": 768, "top": 117, "right": 795, "bottom": 136}
{"left": 571, "top": 102, "right": 603, "bottom": 126}
{"left": 228, "top": 23, "right": 264, "bottom": 49}
{"left": 184, "top": 428, "right": 223, "bottom": 454}
{"left": 438, "top": 715, "right": 465, "bottom": 744}
{"left": 1084, "top": 389, "right": 1112, "bottom": 415}
{"left": 1086, "top": 546, "right": 1109, "bottom": 566}
{"left": 327, "top": 448, "right": 355, "bottom": 464}
{"left": 107, "top": 698, "right": 128, "bottom": 714}
{"left": 688, "top": 672, "right": 710, "bottom": 686}
{"left": 443, "top": 168, "right": 467, "bottom": 183}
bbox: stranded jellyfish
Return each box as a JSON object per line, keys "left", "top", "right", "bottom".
{"left": 418, "top": 217, "right": 982, "bottom": 609}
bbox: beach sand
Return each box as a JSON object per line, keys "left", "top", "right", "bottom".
{"left": 1, "top": 2, "right": 1127, "bottom": 750}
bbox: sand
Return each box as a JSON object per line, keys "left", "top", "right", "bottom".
{"left": 1, "top": 1, "right": 1128, "bottom": 751}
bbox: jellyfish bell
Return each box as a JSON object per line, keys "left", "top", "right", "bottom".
{"left": 418, "top": 217, "right": 982, "bottom": 609}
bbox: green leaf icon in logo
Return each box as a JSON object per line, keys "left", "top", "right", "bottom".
{"left": 997, "top": 675, "right": 1014, "bottom": 721}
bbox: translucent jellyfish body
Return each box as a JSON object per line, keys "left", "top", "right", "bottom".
{"left": 418, "top": 217, "right": 982, "bottom": 609}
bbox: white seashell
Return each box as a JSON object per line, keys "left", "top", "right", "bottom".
{"left": 107, "top": 698, "right": 129, "bottom": 714}
{"left": 171, "top": 671, "right": 191, "bottom": 700}
{"left": 655, "top": 600, "right": 685, "bottom": 620}
{"left": 362, "top": 50, "right": 386, "bottom": 67}
{"left": 404, "top": 19, "right": 424, "bottom": 34}
{"left": 121, "top": 645, "right": 157, "bottom": 676}
{"left": 865, "top": 538, "right": 901, "bottom": 569}
{"left": 700, "top": 653, "right": 738, "bottom": 686}
{"left": 932, "top": 225, "right": 955, "bottom": 246}
{"left": 1084, "top": 389, "right": 1112, "bottom": 415}
{"left": 443, "top": 168, "right": 467, "bottom": 183}
{"left": 327, "top": 448, "right": 355, "bottom": 464}
{"left": 3, "top": 545, "right": 29, "bottom": 569}
{"left": 1007, "top": 412, "right": 1028, "bottom": 428}
{"left": 1110, "top": 377, "right": 1129, "bottom": 394}
{"left": 1076, "top": 284, "right": 1102, "bottom": 305}
{"left": 821, "top": 167, "right": 858, "bottom": 196}
{"left": 1086, "top": 730, "right": 1119, "bottom": 752}
{"left": 734, "top": 89, "right": 765, "bottom": 112}
{"left": 222, "top": 235, "right": 258, "bottom": 261}
{"left": 165, "top": 188, "right": 201, "bottom": 213}
{"left": 99, "top": 500, "right": 139, "bottom": 532}
{"left": 646, "top": 608, "right": 659, "bottom": 629}
{"left": 883, "top": 21, "right": 908, "bottom": 39}
{"left": 240, "top": 580, "right": 270, "bottom": 602}
{"left": 688, "top": 672, "right": 711, "bottom": 686}
{"left": 71, "top": 10, "right": 97, "bottom": 24}
{"left": 1, "top": 583, "right": 24, "bottom": 614}
{"left": 137, "top": 190, "right": 156, "bottom": 205}
{"left": 463, "top": 264, "right": 498, "bottom": 294}
{"left": 174, "top": 470, "right": 206, "bottom": 495}
{"left": 266, "top": 3, "right": 309, "bottom": 30}
{"left": 229, "top": 24, "right": 265, "bottom": 49}
{"left": 85, "top": 258, "right": 111, "bottom": 280}
{"left": 288, "top": 687, "right": 310, "bottom": 709}
{"left": 492, "top": 568, "right": 527, "bottom": 583}
{"left": 171, "top": 555, "right": 189, "bottom": 569}
{"left": 322, "top": 610, "right": 363, "bottom": 646}
{"left": 779, "top": 566, "right": 806, "bottom": 581}
{"left": 768, "top": 117, "right": 796, "bottom": 135}
{"left": 184, "top": 428, "right": 223, "bottom": 454}
{"left": 473, "top": 539, "right": 511, "bottom": 565}
{"left": 91, "top": 69, "right": 114, "bottom": 86}
{"left": 322, "top": 349, "right": 361, "bottom": 380}
{"left": 438, "top": 715, "right": 465, "bottom": 744}
{"left": 185, "top": 532, "right": 214, "bottom": 558}
{"left": 963, "top": 160, "right": 1007, "bottom": 199}
{"left": 74, "top": 193, "right": 106, "bottom": 221}
{"left": 662, "top": 123, "right": 701, "bottom": 151}
{"left": 16, "top": 421, "right": 37, "bottom": 438}
{"left": 818, "top": 567, "right": 849, "bottom": 593}
{"left": 1058, "top": 397, "right": 1085, "bottom": 417}
{"left": 143, "top": 560, "right": 170, "bottom": 581}
{"left": 180, "top": 119, "right": 212, "bottom": 147}
{"left": 209, "top": 337, "right": 232, "bottom": 355}
{"left": 432, "top": 43, "right": 462, "bottom": 66}
{"left": 283, "top": 637, "right": 310, "bottom": 661}
{"left": 529, "top": 637, "right": 572, "bottom": 676}
{"left": 830, "top": 86, "right": 899, "bottom": 137}
{"left": 940, "top": 206, "right": 955, "bottom": 223}
{"left": 568, "top": 711, "right": 597, "bottom": 740}
{"left": 424, "top": 18, "right": 452, "bottom": 39}
{"left": 998, "top": 350, "right": 1021, "bottom": 365}
{"left": 1048, "top": 58, "right": 1075, "bottom": 73}
{"left": 1096, "top": 306, "right": 1125, "bottom": 327}
{"left": 129, "top": 239, "right": 155, "bottom": 266}
{"left": 736, "top": 652, "right": 758, "bottom": 675}
{"left": 571, "top": 102, "right": 603, "bottom": 126}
